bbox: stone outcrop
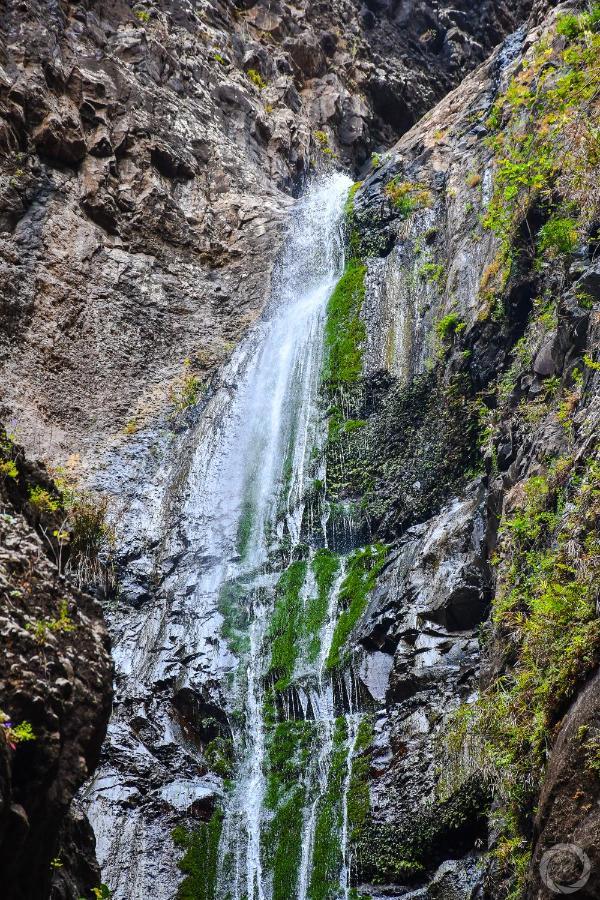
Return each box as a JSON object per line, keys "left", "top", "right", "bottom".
{"left": 0, "top": 438, "right": 113, "bottom": 900}
{"left": 0, "top": 0, "right": 532, "bottom": 470}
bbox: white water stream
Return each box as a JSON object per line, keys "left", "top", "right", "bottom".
{"left": 182, "top": 173, "right": 363, "bottom": 899}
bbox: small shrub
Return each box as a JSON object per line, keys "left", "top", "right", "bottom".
{"left": 0, "top": 711, "right": 35, "bottom": 750}
{"left": 0, "top": 459, "right": 18, "bottom": 479}
{"left": 28, "top": 485, "right": 60, "bottom": 514}
{"left": 384, "top": 178, "right": 432, "bottom": 217}
{"left": 247, "top": 68, "right": 267, "bottom": 89}
{"left": 26, "top": 599, "right": 76, "bottom": 644}
{"left": 538, "top": 217, "right": 578, "bottom": 256}
{"left": 170, "top": 359, "right": 205, "bottom": 412}
{"left": 418, "top": 262, "right": 445, "bottom": 287}
{"left": 556, "top": 13, "right": 582, "bottom": 40}
{"left": 435, "top": 313, "right": 465, "bottom": 342}
{"left": 134, "top": 9, "right": 151, "bottom": 23}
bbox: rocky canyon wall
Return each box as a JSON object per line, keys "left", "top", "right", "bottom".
{"left": 2, "top": 2, "right": 599, "bottom": 900}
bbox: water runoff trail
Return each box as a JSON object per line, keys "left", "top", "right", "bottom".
{"left": 186, "top": 172, "right": 371, "bottom": 900}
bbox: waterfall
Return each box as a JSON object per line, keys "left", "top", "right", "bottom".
{"left": 169, "top": 172, "right": 371, "bottom": 900}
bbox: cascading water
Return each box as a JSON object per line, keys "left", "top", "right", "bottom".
{"left": 170, "top": 171, "right": 379, "bottom": 900}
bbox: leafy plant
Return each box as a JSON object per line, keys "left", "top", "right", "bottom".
{"left": 0, "top": 711, "right": 35, "bottom": 750}
{"left": 28, "top": 485, "right": 60, "bottom": 514}
{"left": 537, "top": 217, "right": 578, "bottom": 256}
{"left": 435, "top": 313, "right": 465, "bottom": 342}
{"left": 247, "top": 68, "right": 266, "bottom": 89}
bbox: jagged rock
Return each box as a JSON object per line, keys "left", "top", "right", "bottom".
{"left": 0, "top": 440, "right": 112, "bottom": 900}
{"left": 32, "top": 100, "right": 87, "bottom": 165}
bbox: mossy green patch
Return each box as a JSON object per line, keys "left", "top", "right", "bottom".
{"left": 173, "top": 810, "right": 223, "bottom": 900}
{"left": 445, "top": 457, "right": 600, "bottom": 895}
{"left": 308, "top": 717, "right": 348, "bottom": 900}
{"left": 326, "top": 544, "right": 388, "bottom": 670}
{"left": 323, "top": 259, "right": 367, "bottom": 389}
{"left": 263, "top": 720, "right": 318, "bottom": 899}
{"left": 267, "top": 561, "right": 308, "bottom": 691}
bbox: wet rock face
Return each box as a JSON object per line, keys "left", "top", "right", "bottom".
{"left": 341, "top": 4, "right": 600, "bottom": 896}
{"left": 353, "top": 484, "right": 490, "bottom": 890}
{"left": 0, "top": 444, "right": 112, "bottom": 900}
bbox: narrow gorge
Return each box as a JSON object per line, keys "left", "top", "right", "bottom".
{"left": 1, "top": 2, "right": 599, "bottom": 900}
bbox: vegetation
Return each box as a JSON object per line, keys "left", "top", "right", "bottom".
{"left": 308, "top": 718, "right": 348, "bottom": 900}
{"left": 435, "top": 312, "right": 465, "bottom": 342}
{"left": 480, "top": 5, "right": 600, "bottom": 311}
{"left": 170, "top": 359, "right": 205, "bottom": 413}
{"left": 418, "top": 262, "right": 445, "bottom": 287}
{"left": 326, "top": 544, "right": 388, "bottom": 670}
{"left": 384, "top": 178, "right": 432, "bottom": 217}
{"left": 267, "top": 561, "right": 308, "bottom": 691}
{"left": 26, "top": 599, "right": 76, "bottom": 644}
{"left": 446, "top": 457, "right": 600, "bottom": 896}
{"left": 0, "top": 430, "right": 18, "bottom": 479}
{"left": 263, "top": 719, "right": 316, "bottom": 899}
{"left": 173, "top": 812, "right": 224, "bottom": 900}
{"left": 0, "top": 711, "right": 35, "bottom": 750}
{"left": 247, "top": 69, "right": 267, "bottom": 90}
{"left": 322, "top": 258, "right": 367, "bottom": 388}
{"left": 346, "top": 718, "right": 373, "bottom": 845}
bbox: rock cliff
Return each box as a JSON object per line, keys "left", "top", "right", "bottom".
{"left": 0, "top": 432, "right": 112, "bottom": 899}
{"left": 1, "top": 1, "right": 599, "bottom": 900}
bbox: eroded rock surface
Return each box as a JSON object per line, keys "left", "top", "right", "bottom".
{"left": 0, "top": 440, "right": 112, "bottom": 900}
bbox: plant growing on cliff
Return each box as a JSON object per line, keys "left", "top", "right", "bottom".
{"left": 173, "top": 812, "right": 223, "bottom": 900}
{"left": 0, "top": 430, "right": 18, "bottom": 479}
{"left": 537, "top": 216, "right": 578, "bottom": 258}
{"left": 247, "top": 68, "right": 267, "bottom": 89}
{"left": 326, "top": 544, "right": 388, "bottom": 670}
{"left": 384, "top": 178, "right": 432, "bottom": 217}
{"left": 28, "top": 485, "right": 60, "bottom": 514}
{"left": 169, "top": 359, "right": 205, "bottom": 413}
{"left": 435, "top": 312, "right": 465, "bottom": 342}
{"left": 26, "top": 599, "right": 76, "bottom": 644}
{"left": 0, "top": 711, "right": 35, "bottom": 751}
{"left": 322, "top": 258, "right": 367, "bottom": 388}
{"left": 445, "top": 457, "right": 600, "bottom": 895}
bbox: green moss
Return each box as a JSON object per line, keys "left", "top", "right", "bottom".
{"left": 205, "top": 737, "right": 234, "bottom": 779}
{"left": 308, "top": 718, "right": 348, "bottom": 900}
{"left": 263, "top": 720, "right": 318, "bottom": 898}
{"left": 247, "top": 68, "right": 267, "bottom": 89}
{"left": 323, "top": 259, "right": 367, "bottom": 388}
{"left": 344, "top": 182, "right": 362, "bottom": 218}
{"left": 305, "top": 549, "right": 340, "bottom": 661}
{"left": 267, "top": 561, "right": 308, "bottom": 690}
{"left": 418, "top": 262, "right": 445, "bottom": 288}
{"left": 218, "top": 578, "right": 250, "bottom": 655}
{"left": 237, "top": 496, "right": 255, "bottom": 558}
{"left": 384, "top": 179, "right": 432, "bottom": 217}
{"left": 356, "top": 776, "right": 488, "bottom": 885}
{"left": 481, "top": 11, "right": 600, "bottom": 297}
{"left": 346, "top": 718, "right": 373, "bottom": 843}
{"left": 326, "top": 544, "right": 388, "bottom": 670}
{"left": 173, "top": 810, "right": 223, "bottom": 900}
{"left": 537, "top": 216, "right": 578, "bottom": 256}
